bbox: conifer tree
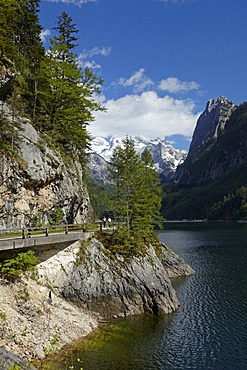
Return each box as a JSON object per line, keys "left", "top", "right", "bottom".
{"left": 0, "top": 107, "right": 22, "bottom": 155}
{"left": 37, "top": 12, "right": 104, "bottom": 167}
{"left": 0, "top": 0, "right": 45, "bottom": 116}
{"left": 109, "top": 137, "right": 162, "bottom": 252}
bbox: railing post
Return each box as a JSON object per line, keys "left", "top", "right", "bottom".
{"left": 22, "top": 229, "right": 25, "bottom": 239}
{"left": 45, "top": 227, "right": 48, "bottom": 237}
{"left": 65, "top": 225, "right": 68, "bottom": 234}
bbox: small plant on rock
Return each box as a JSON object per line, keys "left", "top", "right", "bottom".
{"left": 0, "top": 250, "right": 38, "bottom": 281}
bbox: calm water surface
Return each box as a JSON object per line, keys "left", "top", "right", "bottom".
{"left": 54, "top": 223, "right": 247, "bottom": 370}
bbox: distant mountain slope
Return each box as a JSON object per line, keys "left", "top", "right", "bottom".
{"left": 89, "top": 136, "right": 187, "bottom": 183}
{"left": 163, "top": 98, "right": 247, "bottom": 221}
{"left": 175, "top": 96, "right": 238, "bottom": 185}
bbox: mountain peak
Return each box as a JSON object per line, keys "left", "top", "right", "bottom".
{"left": 89, "top": 135, "right": 187, "bottom": 182}
{"left": 188, "top": 96, "right": 237, "bottom": 157}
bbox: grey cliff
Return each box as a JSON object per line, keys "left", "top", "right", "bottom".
{"left": 0, "top": 105, "right": 92, "bottom": 229}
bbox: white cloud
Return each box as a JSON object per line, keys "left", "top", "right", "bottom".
{"left": 91, "top": 91, "right": 200, "bottom": 140}
{"left": 44, "top": 0, "right": 96, "bottom": 5}
{"left": 159, "top": 77, "right": 200, "bottom": 93}
{"left": 114, "top": 68, "right": 154, "bottom": 93}
{"left": 80, "top": 47, "right": 112, "bottom": 59}
{"left": 78, "top": 47, "right": 111, "bottom": 69}
{"left": 40, "top": 29, "right": 51, "bottom": 43}
{"left": 156, "top": 0, "right": 198, "bottom": 4}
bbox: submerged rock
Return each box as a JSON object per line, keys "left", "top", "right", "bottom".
{"left": 37, "top": 238, "right": 194, "bottom": 319}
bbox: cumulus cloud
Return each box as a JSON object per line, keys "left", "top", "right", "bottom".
{"left": 44, "top": 0, "right": 96, "bottom": 5}
{"left": 40, "top": 29, "right": 51, "bottom": 43}
{"left": 78, "top": 47, "right": 111, "bottom": 69}
{"left": 159, "top": 77, "right": 200, "bottom": 93}
{"left": 114, "top": 68, "right": 154, "bottom": 93}
{"left": 91, "top": 91, "right": 200, "bottom": 140}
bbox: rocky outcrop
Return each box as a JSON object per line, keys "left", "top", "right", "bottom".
{"left": 0, "top": 237, "right": 194, "bottom": 366}
{"left": 188, "top": 96, "right": 237, "bottom": 157}
{"left": 0, "top": 105, "right": 92, "bottom": 230}
{"left": 160, "top": 244, "right": 195, "bottom": 278}
{"left": 0, "top": 276, "right": 97, "bottom": 361}
{"left": 37, "top": 238, "right": 194, "bottom": 319}
{"left": 0, "top": 347, "right": 37, "bottom": 370}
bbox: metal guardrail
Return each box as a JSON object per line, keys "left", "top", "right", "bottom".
{"left": 0, "top": 223, "right": 87, "bottom": 240}
{"left": 0, "top": 224, "right": 93, "bottom": 252}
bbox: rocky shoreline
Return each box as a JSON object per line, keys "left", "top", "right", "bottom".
{"left": 0, "top": 238, "right": 194, "bottom": 369}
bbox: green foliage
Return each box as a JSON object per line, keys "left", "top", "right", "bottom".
{"left": 0, "top": 108, "right": 23, "bottom": 156}
{"left": 0, "top": 311, "right": 7, "bottom": 321}
{"left": 35, "top": 11, "right": 105, "bottom": 168}
{"left": 0, "top": 6, "right": 105, "bottom": 171}
{"left": 48, "top": 207, "right": 64, "bottom": 225}
{"left": 0, "top": 250, "right": 38, "bottom": 280}
{"left": 162, "top": 177, "right": 247, "bottom": 221}
{"left": 87, "top": 179, "right": 113, "bottom": 220}
{"left": 7, "top": 365, "right": 21, "bottom": 370}
{"left": 108, "top": 137, "right": 163, "bottom": 255}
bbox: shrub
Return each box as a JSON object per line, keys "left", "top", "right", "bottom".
{"left": 0, "top": 250, "right": 38, "bottom": 280}
{"left": 48, "top": 207, "right": 64, "bottom": 225}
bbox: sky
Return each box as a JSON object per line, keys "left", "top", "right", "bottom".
{"left": 39, "top": 0, "right": 247, "bottom": 150}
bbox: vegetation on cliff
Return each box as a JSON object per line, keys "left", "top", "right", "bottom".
{"left": 0, "top": 1, "right": 104, "bottom": 169}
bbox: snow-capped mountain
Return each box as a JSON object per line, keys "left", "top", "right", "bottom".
{"left": 88, "top": 135, "right": 187, "bottom": 183}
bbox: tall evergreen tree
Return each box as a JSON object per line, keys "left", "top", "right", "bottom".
{"left": 0, "top": 0, "right": 16, "bottom": 63}
{"left": 37, "top": 12, "right": 104, "bottom": 167}
{"left": 109, "top": 137, "right": 162, "bottom": 252}
{"left": 0, "top": 0, "right": 45, "bottom": 116}
{"left": 0, "top": 107, "right": 22, "bottom": 155}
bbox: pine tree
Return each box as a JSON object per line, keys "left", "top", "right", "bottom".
{"left": 0, "top": 1, "right": 45, "bottom": 116}
{"left": 140, "top": 148, "right": 163, "bottom": 234}
{"left": 0, "top": 0, "right": 16, "bottom": 63}
{"left": 37, "top": 12, "right": 104, "bottom": 167}
{"left": 109, "top": 137, "right": 163, "bottom": 253}
{"left": 0, "top": 106, "right": 22, "bottom": 156}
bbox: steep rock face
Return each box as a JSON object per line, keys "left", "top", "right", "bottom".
{"left": 0, "top": 108, "right": 92, "bottom": 229}
{"left": 175, "top": 97, "right": 238, "bottom": 185}
{"left": 188, "top": 96, "right": 237, "bottom": 157}
{"left": 37, "top": 238, "right": 194, "bottom": 319}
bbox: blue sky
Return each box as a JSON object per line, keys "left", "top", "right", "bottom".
{"left": 39, "top": 0, "right": 247, "bottom": 150}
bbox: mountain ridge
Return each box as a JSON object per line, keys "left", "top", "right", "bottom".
{"left": 89, "top": 135, "right": 187, "bottom": 183}
{"left": 163, "top": 96, "right": 247, "bottom": 221}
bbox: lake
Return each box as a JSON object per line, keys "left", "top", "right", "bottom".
{"left": 52, "top": 222, "right": 247, "bottom": 369}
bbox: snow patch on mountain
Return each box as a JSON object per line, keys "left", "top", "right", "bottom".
{"left": 90, "top": 136, "right": 187, "bottom": 182}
